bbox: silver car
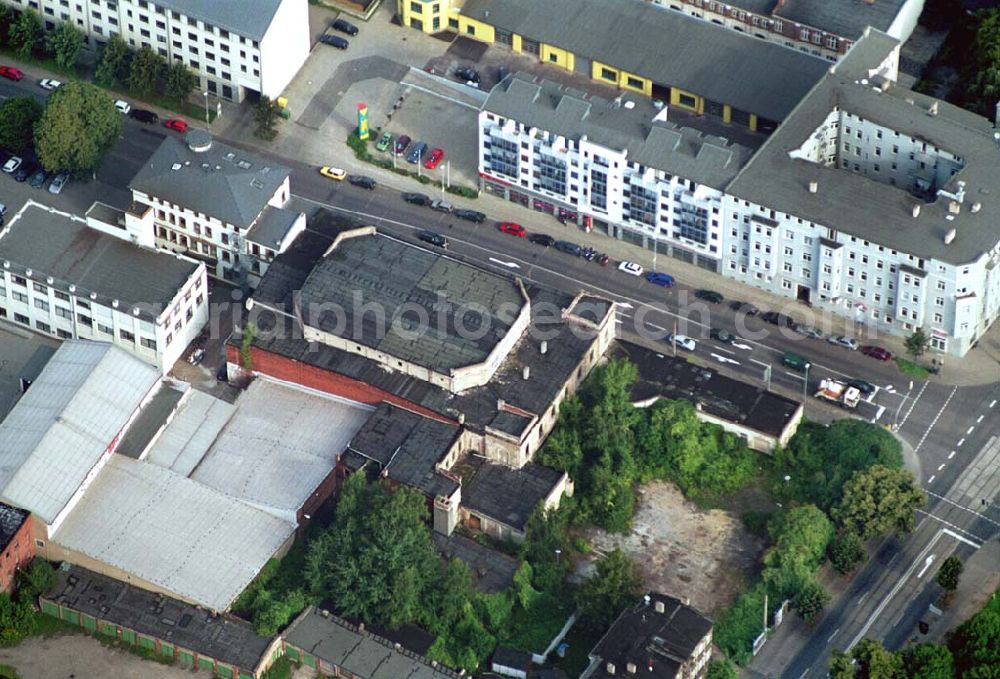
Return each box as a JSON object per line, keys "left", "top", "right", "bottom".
{"left": 48, "top": 171, "right": 69, "bottom": 194}
{"left": 793, "top": 323, "right": 823, "bottom": 339}
{"left": 827, "top": 335, "right": 859, "bottom": 350}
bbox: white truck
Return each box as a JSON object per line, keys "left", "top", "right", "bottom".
{"left": 814, "top": 378, "right": 861, "bottom": 409}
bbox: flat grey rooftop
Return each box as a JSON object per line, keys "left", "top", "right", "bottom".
{"left": 246, "top": 205, "right": 301, "bottom": 249}
{"left": 726, "top": 30, "right": 1000, "bottom": 265}
{"left": 775, "top": 0, "right": 909, "bottom": 39}
{"left": 151, "top": 0, "right": 283, "bottom": 40}
{"left": 454, "top": 455, "right": 565, "bottom": 532}
{"left": 0, "top": 203, "right": 199, "bottom": 320}
{"left": 462, "top": 0, "right": 830, "bottom": 121}
{"left": 115, "top": 383, "right": 186, "bottom": 459}
{"left": 485, "top": 74, "right": 754, "bottom": 189}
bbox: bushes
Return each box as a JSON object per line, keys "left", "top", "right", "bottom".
{"left": 828, "top": 532, "right": 866, "bottom": 575}
{"left": 714, "top": 583, "right": 768, "bottom": 665}
{"left": 345, "top": 133, "right": 479, "bottom": 197}
{"left": 446, "top": 185, "right": 478, "bottom": 199}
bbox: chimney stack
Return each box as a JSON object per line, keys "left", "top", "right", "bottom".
{"left": 626, "top": 662, "right": 637, "bottom": 674}
{"left": 655, "top": 601, "right": 665, "bottom": 613}
{"left": 948, "top": 200, "right": 961, "bottom": 215}
{"left": 944, "top": 228, "right": 957, "bottom": 245}
{"left": 808, "top": 180, "right": 818, "bottom": 194}
{"left": 523, "top": 365, "right": 531, "bottom": 380}
{"left": 911, "top": 204, "right": 921, "bottom": 218}
{"left": 540, "top": 340, "right": 548, "bottom": 355}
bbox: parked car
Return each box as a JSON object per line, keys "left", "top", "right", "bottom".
{"left": 319, "top": 34, "right": 349, "bottom": 49}
{"left": 129, "top": 108, "right": 159, "bottom": 123}
{"left": 430, "top": 199, "right": 453, "bottom": 213}
{"left": 164, "top": 118, "right": 189, "bottom": 132}
{"left": 402, "top": 192, "right": 431, "bottom": 206}
{"left": 710, "top": 328, "right": 736, "bottom": 343}
{"left": 394, "top": 134, "right": 411, "bottom": 155}
{"left": 38, "top": 78, "right": 62, "bottom": 90}
{"left": 406, "top": 142, "right": 428, "bottom": 164}
{"left": 554, "top": 240, "right": 582, "bottom": 256}
{"left": 331, "top": 18, "right": 359, "bottom": 35}
{"left": 424, "top": 148, "right": 445, "bottom": 169}
{"left": 694, "top": 289, "right": 724, "bottom": 304}
{"left": 848, "top": 378, "right": 877, "bottom": 396}
{"left": 114, "top": 99, "right": 131, "bottom": 114}
{"left": 454, "top": 208, "right": 486, "bottom": 223}
{"left": 454, "top": 65, "right": 480, "bottom": 84}
{"left": 14, "top": 162, "right": 35, "bottom": 182}
{"left": 0, "top": 202, "right": 6, "bottom": 225}
{"left": 528, "top": 233, "right": 555, "bottom": 247}
{"left": 375, "top": 131, "right": 393, "bottom": 152}
{"left": 498, "top": 222, "right": 526, "bottom": 237}
{"left": 827, "top": 335, "right": 860, "bottom": 350}
{"left": 860, "top": 345, "right": 893, "bottom": 361}
{"left": 618, "top": 261, "right": 644, "bottom": 276}
{"left": 645, "top": 271, "right": 675, "bottom": 287}
{"left": 668, "top": 334, "right": 697, "bottom": 351}
{"left": 782, "top": 351, "right": 811, "bottom": 371}
{"left": 319, "top": 166, "right": 347, "bottom": 181}
{"left": 793, "top": 323, "right": 823, "bottom": 339}
{"left": 417, "top": 230, "right": 448, "bottom": 248}
{"left": 48, "top": 171, "right": 69, "bottom": 195}
{"left": 0, "top": 66, "right": 23, "bottom": 81}
{"left": 348, "top": 174, "right": 376, "bottom": 189}
{"left": 730, "top": 300, "right": 760, "bottom": 316}
{"left": 2, "top": 156, "right": 22, "bottom": 174}
{"left": 29, "top": 168, "right": 48, "bottom": 188}
{"left": 762, "top": 311, "right": 794, "bottom": 327}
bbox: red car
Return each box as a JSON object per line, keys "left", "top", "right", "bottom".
{"left": 424, "top": 148, "right": 444, "bottom": 169}
{"left": 498, "top": 222, "right": 526, "bottom": 237}
{"left": 860, "top": 345, "right": 893, "bottom": 361}
{"left": 0, "top": 66, "right": 24, "bottom": 81}
{"left": 164, "top": 118, "right": 189, "bottom": 133}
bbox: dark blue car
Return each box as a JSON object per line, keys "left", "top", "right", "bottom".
{"left": 646, "top": 271, "right": 675, "bottom": 287}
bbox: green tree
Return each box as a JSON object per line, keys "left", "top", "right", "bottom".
{"left": 254, "top": 95, "right": 280, "bottom": 140}
{"left": 127, "top": 44, "right": 165, "bottom": 95}
{"left": 0, "top": 593, "right": 35, "bottom": 645}
{"left": 251, "top": 588, "right": 307, "bottom": 636}
{"left": 965, "top": 10, "right": 1000, "bottom": 115}
{"left": 16, "top": 559, "right": 55, "bottom": 600}
{"left": 94, "top": 33, "right": 131, "bottom": 86}
{"left": 949, "top": 595, "right": 1000, "bottom": 676}
{"left": 919, "top": 0, "right": 963, "bottom": 30}
{"left": 705, "top": 659, "right": 739, "bottom": 679}
{"left": 9, "top": 9, "right": 42, "bottom": 59}
{"left": 46, "top": 21, "right": 84, "bottom": 69}
{"left": 518, "top": 507, "right": 571, "bottom": 593}
{"left": 793, "top": 580, "right": 829, "bottom": 621}
{"left": 0, "top": 96, "right": 43, "bottom": 153}
{"left": 763, "top": 505, "right": 833, "bottom": 598}
{"left": 164, "top": 60, "right": 197, "bottom": 102}
{"left": 905, "top": 328, "right": 930, "bottom": 361}
{"left": 538, "top": 396, "right": 585, "bottom": 478}
{"left": 577, "top": 548, "right": 643, "bottom": 629}
{"left": 832, "top": 465, "right": 925, "bottom": 540}
{"left": 900, "top": 643, "right": 954, "bottom": 679}
{"left": 0, "top": 6, "right": 14, "bottom": 46}
{"left": 829, "top": 650, "right": 856, "bottom": 679}
{"left": 34, "top": 81, "right": 123, "bottom": 175}
{"left": 829, "top": 531, "right": 867, "bottom": 575}
{"left": 852, "top": 638, "right": 905, "bottom": 679}
{"left": 935, "top": 555, "right": 963, "bottom": 592}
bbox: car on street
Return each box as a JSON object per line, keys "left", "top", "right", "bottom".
{"left": 667, "top": 334, "right": 697, "bottom": 351}
{"left": 406, "top": 142, "right": 428, "bottom": 164}
{"left": 761, "top": 311, "right": 794, "bottom": 327}
{"left": 394, "top": 134, "right": 411, "bottom": 155}
{"left": 554, "top": 240, "right": 582, "bottom": 256}
{"left": 730, "top": 300, "right": 759, "bottom": 316}
{"left": 528, "top": 233, "right": 555, "bottom": 247}
{"left": 417, "top": 230, "right": 448, "bottom": 248}
{"left": 848, "top": 378, "right": 877, "bottom": 396}
{"left": 348, "top": 174, "right": 376, "bottom": 189}
{"left": 793, "top": 323, "right": 823, "bottom": 339}
{"left": 319, "top": 34, "right": 349, "bottom": 49}
{"left": 454, "top": 209, "right": 485, "bottom": 223}
{"left": 48, "top": 171, "right": 69, "bottom": 194}
{"left": 402, "top": 192, "right": 431, "bottom": 206}
{"left": 331, "top": 18, "right": 359, "bottom": 35}
{"left": 860, "top": 345, "right": 893, "bottom": 361}
{"left": 782, "top": 351, "right": 811, "bottom": 371}
{"left": 2, "top": 156, "right": 22, "bottom": 174}
{"left": 618, "top": 261, "right": 644, "bottom": 276}
{"left": 38, "top": 78, "right": 62, "bottom": 90}
{"left": 319, "top": 166, "right": 347, "bottom": 180}
{"left": 645, "top": 271, "right": 675, "bottom": 287}
{"left": 430, "top": 199, "right": 453, "bottom": 213}
{"left": 129, "top": 108, "right": 159, "bottom": 124}
{"left": 424, "top": 148, "right": 444, "bottom": 169}
{"left": 0, "top": 66, "right": 23, "bottom": 81}
{"left": 29, "top": 168, "right": 48, "bottom": 188}
{"left": 164, "top": 118, "right": 189, "bottom": 132}
{"left": 498, "top": 222, "right": 526, "bottom": 237}
{"left": 14, "top": 162, "right": 36, "bottom": 182}
{"left": 454, "top": 65, "right": 480, "bottom": 84}
{"left": 710, "top": 328, "right": 736, "bottom": 343}
{"left": 827, "top": 335, "right": 859, "bottom": 350}
{"left": 694, "top": 289, "right": 724, "bottom": 304}
{"left": 375, "top": 131, "right": 393, "bottom": 152}
{"left": 114, "top": 99, "right": 131, "bottom": 114}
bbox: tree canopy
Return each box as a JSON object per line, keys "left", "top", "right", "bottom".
{"left": 0, "top": 96, "right": 43, "bottom": 153}
{"left": 831, "top": 465, "right": 925, "bottom": 540}
{"left": 900, "top": 643, "right": 954, "bottom": 679}
{"left": 577, "top": 549, "right": 643, "bottom": 629}
{"left": 9, "top": 9, "right": 41, "bottom": 59}
{"left": 94, "top": 34, "right": 132, "bottom": 86}
{"left": 762, "top": 505, "right": 833, "bottom": 600}
{"left": 127, "top": 44, "right": 166, "bottom": 95}
{"left": 828, "top": 531, "right": 867, "bottom": 575}
{"left": 47, "top": 21, "right": 84, "bottom": 69}
{"left": 936, "top": 555, "right": 963, "bottom": 592}
{"left": 34, "top": 82, "right": 123, "bottom": 174}
{"left": 165, "top": 61, "right": 197, "bottom": 102}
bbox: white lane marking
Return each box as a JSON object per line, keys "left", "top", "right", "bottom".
{"left": 928, "top": 475, "right": 936, "bottom": 483}
{"left": 872, "top": 405, "right": 886, "bottom": 423}
{"left": 967, "top": 426, "right": 975, "bottom": 435}
{"left": 713, "top": 345, "right": 736, "bottom": 355}
{"left": 899, "top": 380, "right": 931, "bottom": 428}
{"left": 948, "top": 451, "right": 956, "bottom": 459}
{"left": 827, "top": 628, "right": 841, "bottom": 642}
{"left": 858, "top": 592, "right": 869, "bottom": 604}
{"left": 617, "top": 302, "right": 634, "bottom": 309}
{"left": 712, "top": 353, "right": 741, "bottom": 365}
{"left": 924, "top": 490, "right": 1000, "bottom": 528}
{"left": 990, "top": 399, "right": 997, "bottom": 408}
{"left": 488, "top": 257, "right": 519, "bottom": 269}
{"left": 914, "top": 386, "right": 958, "bottom": 453}
{"left": 917, "top": 511, "right": 986, "bottom": 545}
{"left": 977, "top": 415, "right": 985, "bottom": 423}
{"left": 732, "top": 342, "right": 753, "bottom": 351}
{"left": 648, "top": 323, "right": 666, "bottom": 332}
{"left": 615, "top": 318, "right": 624, "bottom": 324}
{"left": 943, "top": 528, "right": 984, "bottom": 548}
{"left": 938, "top": 463, "right": 946, "bottom": 471}
{"left": 957, "top": 438, "right": 965, "bottom": 447}
{"left": 917, "top": 554, "right": 936, "bottom": 579}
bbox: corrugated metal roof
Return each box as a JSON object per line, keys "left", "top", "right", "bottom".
{"left": 145, "top": 389, "right": 237, "bottom": 476}
{"left": 0, "top": 341, "right": 158, "bottom": 524}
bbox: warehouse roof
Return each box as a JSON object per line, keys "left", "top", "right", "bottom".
{"left": 152, "top": 0, "right": 283, "bottom": 40}
{"left": 115, "top": 383, "right": 186, "bottom": 459}
{"left": 0, "top": 341, "right": 158, "bottom": 525}
{"left": 454, "top": 455, "right": 566, "bottom": 532}
{"left": 727, "top": 30, "right": 1000, "bottom": 265}
{"left": 460, "top": 0, "right": 829, "bottom": 121}
{"left": 52, "top": 456, "right": 296, "bottom": 612}
{"left": 484, "top": 74, "right": 753, "bottom": 189}
{"left": 44, "top": 565, "right": 271, "bottom": 672}
{"left": 0, "top": 202, "right": 199, "bottom": 321}
{"left": 130, "top": 134, "right": 290, "bottom": 228}
{"left": 774, "top": 0, "right": 909, "bottom": 40}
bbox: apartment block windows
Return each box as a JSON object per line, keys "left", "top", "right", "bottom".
{"left": 627, "top": 184, "right": 658, "bottom": 227}
{"left": 487, "top": 135, "right": 518, "bottom": 179}
{"left": 591, "top": 169, "right": 608, "bottom": 210}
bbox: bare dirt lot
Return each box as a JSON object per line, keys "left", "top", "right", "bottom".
{"left": 577, "top": 481, "right": 766, "bottom": 616}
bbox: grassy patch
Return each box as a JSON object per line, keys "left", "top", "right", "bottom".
{"left": 895, "top": 357, "right": 930, "bottom": 379}
{"left": 0, "top": 47, "right": 85, "bottom": 80}
{"left": 546, "top": 622, "right": 603, "bottom": 677}
{"left": 0, "top": 664, "right": 19, "bottom": 679}
{"left": 501, "top": 593, "right": 574, "bottom": 654}
{"left": 262, "top": 656, "right": 296, "bottom": 679}
{"left": 27, "top": 611, "right": 82, "bottom": 640}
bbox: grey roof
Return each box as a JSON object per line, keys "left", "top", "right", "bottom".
{"left": 589, "top": 593, "right": 712, "bottom": 679}
{"left": 0, "top": 341, "right": 159, "bottom": 524}
{"left": 116, "top": 383, "right": 185, "bottom": 459}
{"left": 0, "top": 503, "right": 28, "bottom": 552}
{"left": 461, "top": 0, "right": 830, "bottom": 121}
{"left": 726, "top": 30, "right": 1000, "bottom": 265}
{"left": 492, "top": 646, "right": 532, "bottom": 671}
{"left": 297, "top": 232, "right": 526, "bottom": 373}
{"left": 44, "top": 564, "right": 271, "bottom": 671}
{"left": 130, "top": 136, "right": 290, "bottom": 228}
{"left": 283, "top": 607, "right": 460, "bottom": 679}
{"left": 52, "top": 455, "right": 296, "bottom": 612}
{"left": 431, "top": 532, "right": 518, "bottom": 594}
{"left": 726, "top": 0, "right": 778, "bottom": 14}
{"left": 144, "top": 389, "right": 236, "bottom": 476}
{"left": 774, "top": 0, "right": 909, "bottom": 40}
{"left": 16, "top": 345, "right": 56, "bottom": 386}
{"left": 454, "top": 456, "right": 565, "bottom": 532}
{"left": 484, "top": 74, "right": 753, "bottom": 189}
{"left": 0, "top": 202, "right": 199, "bottom": 321}
{"left": 246, "top": 205, "right": 302, "bottom": 249}
{"left": 149, "top": 0, "right": 282, "bottom": 40}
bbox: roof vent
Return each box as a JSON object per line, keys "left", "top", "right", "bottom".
{"left": 644, "top": 594, "right": 651, "bottom": 605}
{"left": 201, "top": 163, "right": 211, "bottom": 170}
{"left": 185, "top": 128, "right": 213, "bottom": 152}
{"left": 214, "top": 165, "right": 222, "bottom": 171}
{"left": 808, "top": 180, "right": 818, "bottom": 194}
{"left": 171, "top": 163, "right": 182, "bottom": 171}
{"left": 522, "top": 365, "right": 530, "bottom": 380}
{"left": 606, "top": 663, "right": 616, "bottom": 675}
{"left": 971, "top": 202, "right": 982, "bottom": 213}
{"left": 112, "top": 299, "right": 119, "bottom": 308}
{"left": 911, "top": 204, "right": 921, "bottom": 218}
{"left": 944, "top": 228, "right": 956, "bottom": 244}
{"left": 1, "top": 261, "right": 7, "bottom": 268}
{"left": 929, "top": 102, "right": 939, "bottom": 116}
{"left": 133, "top": 307, "right": 140, "bottom": 316}
{"left": 46, "top": 276, "right": 54, "bottom": 284}
{"left": 90, "top": 292, "right": 98, "bottom": 300}
{"left": 69, "top": 284, "right": 76, "bottom": 292}
{"left": 626, "top": 663, "right": 637, "bottom": 674}
{"left": 25, "top": 268, "right": 32, "bottom": 277}
{"left": 623, "top": 100, "right": 635, "bottom": 109}
{"left": 655, "top": 600, "right": 665, "bottom": 613}
{"left": 540, "top": 340, "right": 548, "bottom": 354}
{"left": 948, "top": 200, "right": 961, "bottom": 214}
{"left": 237, "top": 160, "right": 252, "bottom": 169}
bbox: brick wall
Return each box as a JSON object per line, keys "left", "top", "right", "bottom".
{"left": 0, "top": 516, "right": 36, "bottom": 592}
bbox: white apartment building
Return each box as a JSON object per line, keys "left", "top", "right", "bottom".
{"left": 129, "top": 129, "right": 305, "bottom": 286}
{"left": 0, "top": 201, "right": 208, "bottom": 373}
{"left": 479, "top": 75, "right": 753, "bottom": 272}
{"left": 3, "top": 0, "right": 309, "bottom": 101}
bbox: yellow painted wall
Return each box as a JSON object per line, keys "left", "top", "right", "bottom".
{"left": 723, "top": 105, "right": 732, "bottom": 123}
{"left": 592, "top": 60, "right": 619, "bottom": 84}
{"left": 749, "top": 114, "right": 758, "bottom": 131}
{"left": 401, "top": 0, "right": 444, "bottom": 33}
{"left": 456, "top": 16, "right": 496, "bottom": 42}
{"left": 619, "top": 70, "right": 652, "bottom": 96}
{"left": 540, "top": 44, "right": 574, "bottom": 72}
{"left": 511, "top": 34, "right": 522, "bottom": 52}
{"left": 670, "top": 87, "right": 704, "bottom": 113}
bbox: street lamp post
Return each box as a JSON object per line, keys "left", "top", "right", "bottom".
{"left": 203, "top": 91, "right": 210, "bottom": 127}
{"left": 803, "top": 363, "right": 810, "bottom": 402}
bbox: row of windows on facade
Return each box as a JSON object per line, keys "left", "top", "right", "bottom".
{"left": 666, "top": 0, "right": 844, "bottom": 49}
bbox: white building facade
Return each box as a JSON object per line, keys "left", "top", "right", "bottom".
{"left": 3, "top": 0, "right": 309, "bottom": 101}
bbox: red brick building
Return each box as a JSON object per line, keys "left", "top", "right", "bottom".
{"left": 0, "top": 503, "right": 34, "bottom": 593}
